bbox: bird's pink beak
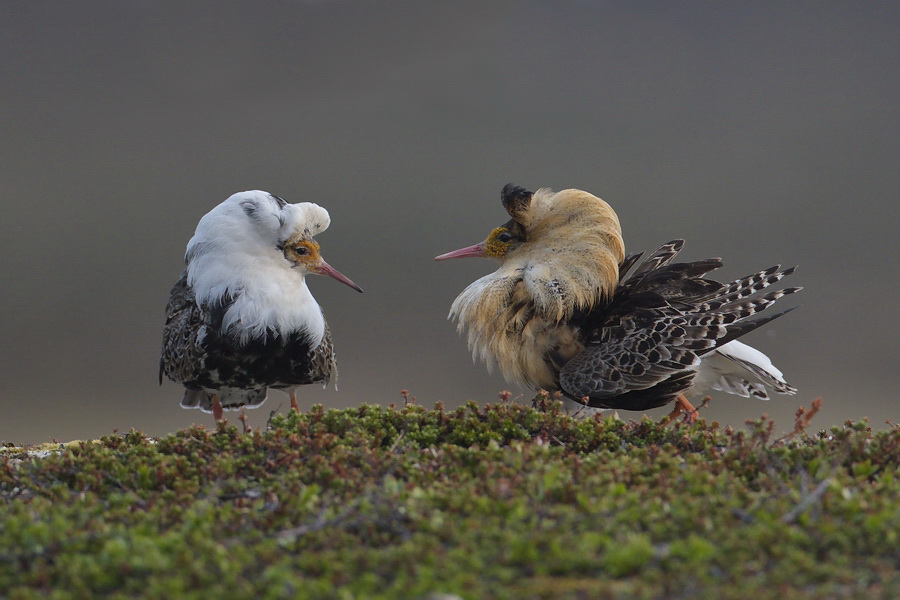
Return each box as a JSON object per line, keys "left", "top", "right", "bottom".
{"left": 316, "top": 260, "right": 363, "bottom": 292}
{"left": 434, "top": 243, "right": 486, "bottom": 261}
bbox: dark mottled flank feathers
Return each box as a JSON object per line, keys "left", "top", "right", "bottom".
{"left": 159, "top": 271, "right": 205, "bottom": 386}
{"left": 559, "top": 240, "right": 800, "bottom": 409}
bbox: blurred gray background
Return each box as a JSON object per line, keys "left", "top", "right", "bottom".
{"left": 2, "top": 1, "right": 897, "bottom": 444}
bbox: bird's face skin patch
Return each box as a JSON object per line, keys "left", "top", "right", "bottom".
{"left": 284, "top": 238, "right": 322, "bottom": 270}
{"left": 483, "top": 226, "right": 521, "bottom": 259}
{"left": 282, "top": 235, "right": 363, "bottom": 292}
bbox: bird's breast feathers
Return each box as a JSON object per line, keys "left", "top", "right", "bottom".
{"left": 189, "top": 260, "right": 326, "bottom": 347}
{"left": 450, "top": 266, "right": 589, "bottom": 389}
{"left": 220, "top": 280, "right": 326, "bottom": 347}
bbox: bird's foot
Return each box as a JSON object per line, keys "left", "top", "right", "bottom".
{"left": 239, "top": 408, "right": 251, "bottom": 434}
{"left": 212, "top": 395, "right": 225, "bottom": 424}
{"left": 664, "top": 395, "right": 699, "bottom": 425}
{"left": 289, "top": 391, "right": 300, "bottom": 413}
{"left": 532, "top": 390, "right": 564, "bottom": 412}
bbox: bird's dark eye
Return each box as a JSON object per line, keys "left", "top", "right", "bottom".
{"left": 294, "top": 246, "right": 309, "bottom": 256}
{"left": 498, "top": 232, "right": 512, "bottom": 243}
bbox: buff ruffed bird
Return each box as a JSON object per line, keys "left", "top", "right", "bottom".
{"left": 160, "top": 190, "right": 362, "bottom": 422}
{"left": 436, "top": 184, "right": 800, "bottom": 419}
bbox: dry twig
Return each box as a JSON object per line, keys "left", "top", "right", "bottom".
{"left": 775, "top": 398, "right": 823, "bottom": 445}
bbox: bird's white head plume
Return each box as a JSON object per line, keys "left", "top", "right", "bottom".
{"left": 184, "top": 190, "right": 359, "bottom": 345}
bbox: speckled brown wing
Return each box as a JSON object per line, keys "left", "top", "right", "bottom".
{"left": 159, "top": 270, "right": 206, "bottom": 386}
{"left": 559, "top": 241, "right": 800, "bottom": 410}
{"left": 559, "top": 306, "right": 712, "bottom": 410}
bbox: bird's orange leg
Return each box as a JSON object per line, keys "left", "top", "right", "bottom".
{"left": 289, "top": 390, "right": 300, "bottom": 413}
{"left": 212, "top": 394, "right": 224, "bottom": 423}
{"left": 665, "top": 394, "right": 699, "bottom": 424}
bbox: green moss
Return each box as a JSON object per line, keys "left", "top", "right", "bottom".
{"left": 602, "top": 533, "right": 655, "bottom": 577}
{"left": 1, "top": 402, "right": 897, "bottom": 599}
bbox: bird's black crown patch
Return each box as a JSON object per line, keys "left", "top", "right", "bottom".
{"left": 501, "top": 183, "right": 533, "bottom": 222}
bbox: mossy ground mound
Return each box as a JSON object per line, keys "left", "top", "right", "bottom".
{"left": 2, "top": 401, "right": 897, "bottom": 599}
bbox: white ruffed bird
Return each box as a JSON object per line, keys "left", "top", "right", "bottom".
{"left": 160, "top": 190, "right": 362, "bottom": 422}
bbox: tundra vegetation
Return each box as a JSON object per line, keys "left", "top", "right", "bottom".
{"left": 1, "top": 396, "right": 897, "bottom": 599}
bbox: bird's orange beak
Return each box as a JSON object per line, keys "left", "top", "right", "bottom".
{"left": 316, "top": 260, "right": 363, "bottom": 292}
{"left": 434, "top": 243, "right": 486, "bottom": 261}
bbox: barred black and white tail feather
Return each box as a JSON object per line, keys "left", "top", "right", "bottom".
{"left": 559, "top": 239, "right": 800, "bottom": 409}
{"left": 700, "top": 266, "right": 799, "bottom": 311}
{"left": 617, "top": 251, "right": 645, "bottom": 280}
{"left": 693, "top": 340, "right": 798, "bottom": 400}
{"left": 625, "top": 239, "right": 685, "bottom": 281}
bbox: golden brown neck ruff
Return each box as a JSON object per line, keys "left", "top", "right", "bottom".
{"left": 449, "top": 188, "right": 625, "bottom": 389}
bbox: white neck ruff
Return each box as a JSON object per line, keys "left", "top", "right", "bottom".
{"left": 187, "top": 243, "right": 325, "bottom": 347}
